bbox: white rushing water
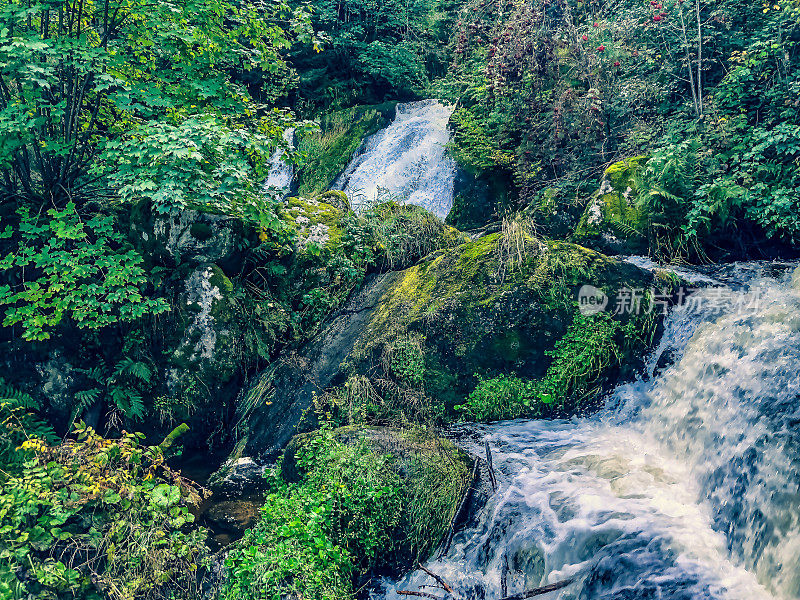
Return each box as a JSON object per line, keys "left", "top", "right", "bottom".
{"left": 334, "top": 100, "right": 457, "bottom": 219}
{"left": 263, "top": 128, "right": 295, "bottom": 198}
{"left": 379, "top": 263, "right": 800, "bottom": 600}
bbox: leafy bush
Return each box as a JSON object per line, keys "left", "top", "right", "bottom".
{"left": 99, "top": 115, "right": 303, "bottom": 234}
{"left": 221, "top": 430, "right": 403, "bottom": 600}
{"left": 0, "top": 425, "right": 208, "bottom": 600}
{"left": 387, "top": 335, "right": 427, "bottom": 386}
{"left": 540, "top": 312, "right": 622, "bottom": 404}
{"left": 0, "top": 203, "right": 168, "bottom": 341}
{"left": 0, "top": 0, "right": 312, "bottom": 207}
{"left": 223, "top": 427, "right": 470, "bottom": 600}
{"left": 457, "top": 310, "right": 653, "bottom": 421}
{"left": 456, "top": 375, "right": 543, "bottom": 422}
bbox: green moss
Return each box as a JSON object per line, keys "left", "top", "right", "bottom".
{"left": 604, "top": 155, "right": 647, "bottom": 192}
{"left": 208, "top": 264, "right": 234, "bottom": 295}
{"left": 340, "top": 233, "right": 658, "bottom": 423}
{"left": 574, "top": 156, "right": 650, "bottom": 251}
{"left": 283, "top": 196, "right": 345, "bottom": 251}
{"left": 315, "top": 189, "right": 350, "bottom": 211}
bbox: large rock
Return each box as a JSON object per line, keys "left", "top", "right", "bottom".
{"left": 236, "top": 271, "right": 403, "bottom": 459}
{"left": 168, "top": 264, "right": 238, "bottom": 392}
{"left": 574, "top": 156, "right": 649, "bottom": 255}
{"left": 129, "top": 202, "right": 246, "bottom": 269}
{"left": 237, "top": 232, "right": 664, "bottom": 459}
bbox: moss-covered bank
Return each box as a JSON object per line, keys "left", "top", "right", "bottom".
{"left": 238, "top": 227, "right": 674, "bottom": 457}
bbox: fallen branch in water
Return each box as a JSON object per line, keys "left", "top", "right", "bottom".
{"left": 398, "top": 591, "right": 444, "bottom": 600}
{"left": 418, "top": 564, "right": 455, "bottom": 594}
{"left": 485, "top": 439, "right": 497, "bottom": 492}
{"left": 439, "top": 457, "right": 478, "bottom": 558}
{"left": 499, "top": 578, "right": 574, "bottom": 600}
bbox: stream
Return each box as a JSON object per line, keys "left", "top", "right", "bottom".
{"left": 378, "top": 262, "right": 800, "bottom": 600}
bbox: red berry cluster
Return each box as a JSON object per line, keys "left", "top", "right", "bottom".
{"left": 650, "top": 0, "right": 668, "bottom": 21}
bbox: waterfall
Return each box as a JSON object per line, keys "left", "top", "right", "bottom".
{"left": 377, "top": 262, "right": 800, "bottom": 600}
{"left": 263, "top": 128, "right": 295, "bottom": 199}
{"left": 334, "top": 99, "right": 457, "bottom": 219}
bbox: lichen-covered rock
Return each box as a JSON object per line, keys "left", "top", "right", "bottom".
{"left": 163, "top": 263, "right": 266, "bottom": 438}
{"left": 129, "top": 202, "right": 246, "bottom": 269}
{"left": 33, "top": 350, "right": 82, "bottom": 426}
{"left": 283, "top": 196, "right": 345, "bottom": 252}
{"left": 574, "top": 156, "right": 649, "bottom": 254}
{"left": 169, "top": 264, "right": 236, "bottom": 388}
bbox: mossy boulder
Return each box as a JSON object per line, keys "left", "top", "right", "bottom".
{"left": 128, "top": 202, "right": 248, "bottom": 270}
{"left": 343, "top": 232, "right": 661, "bottom": 417}
{"left": 162, "top": 263, "right": 292, "bottom": 445}
{"left": 238, "top": 232, "right": 666, "bottom": 457}
{"left": 280, "top": 426, "right": 474, "bottom": 569}
{"left": 574, "top": 156, "right": 649, "bottom": 254}
{"left": 165, "top": 264, "right": 242, "bottom": 418}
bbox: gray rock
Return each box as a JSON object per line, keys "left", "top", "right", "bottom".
{"left": 152, "top": 209, "right": 238, "bottom": 265}
{"left": 35, "top": 351, "right": 80, "bottom": 424}
{"left": 168, "top": 264, "right": 236, "bottom": 391}
{"left": 237, "top": 271, "right": 402, "bottom": 460}
{"left": 208, "top": 456, "right": 268, "bottom": 497}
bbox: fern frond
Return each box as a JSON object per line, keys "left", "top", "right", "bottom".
{"left": 116, "top": 357, "right": 153, "bottom": 383}
{"left": 0, "top": 378, "right": 38, "bottom": 410}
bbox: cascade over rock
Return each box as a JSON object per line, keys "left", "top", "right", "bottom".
{"left": 334, "top": 100, "right": 457, "bottom": 219}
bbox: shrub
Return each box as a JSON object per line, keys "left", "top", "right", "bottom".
{"left": 457, "top": 375, "right": 543, "bottom": 421}
{"left": 0, "top": 203, "right": 168, "bottom": 341}
{"left": 540, "top": 312, "right": 622, "bottom": 404}
{"left": 221, "top": 430, "right": 403, "bottom": 600}
{"left": 0, "top": 425, "right": 208, "bottom": 600}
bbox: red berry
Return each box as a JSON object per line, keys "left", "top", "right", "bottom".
{"left": 582, "top": 34, "right": 589, "bottom": 40}
{"left": 614, "top": 60, "right": 620, "bottom": 66}
{"left": 653, "top": 14, "right": 661, "bottom": 20}
{"left": 593, "top": 21, "right": 599, "bottom": 27}
{"left": 597, "top": 45, "right": 605, "bottom": 52}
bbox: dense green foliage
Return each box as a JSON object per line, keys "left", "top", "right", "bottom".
{"left": 222, "top": 427, "right": 469, "bottom": 600}
{"left": 287, "top": 0, "right": 457, "bottom": 111}
{"left": 441, "top": 0, "right": 800, "bottom": 258}
{"left": 456, "top": 309, "right": 656, "bottom": 421}
{"left": 0, "top": 203, "right": 168, "bottom": 341}
{"left": 0, "top": 0, "right": 312, "bottom": 207}
{"left": 0, "top": 425, "right": 207, "bottom": 600}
